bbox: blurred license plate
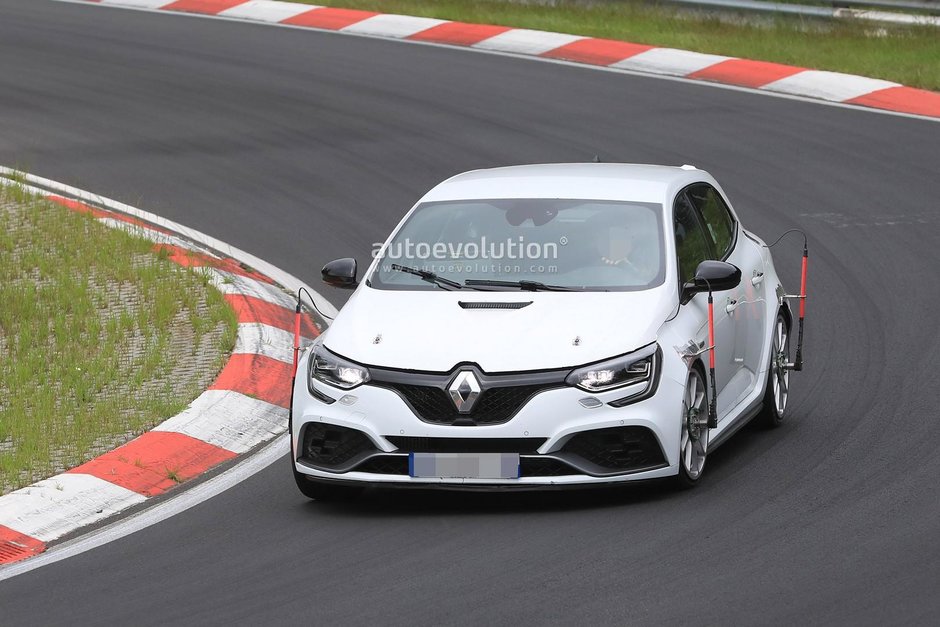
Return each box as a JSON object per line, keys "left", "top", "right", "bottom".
{"left": 409, "top": 453, "right": 520, "bottom": 479}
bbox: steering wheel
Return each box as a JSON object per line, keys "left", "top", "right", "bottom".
{"left": 600, "top": 255, "right": 642, "bottom": 274}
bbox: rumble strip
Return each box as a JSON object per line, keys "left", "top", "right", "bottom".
{"left": 0, "top": 172, "right": 325, "bottom": 564}
{"left": 57, "top": 0, "right": 940, "bottom": 119}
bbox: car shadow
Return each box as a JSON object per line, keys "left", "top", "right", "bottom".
{"left": 302, "top": 476, "right": 680, "bottom": 517}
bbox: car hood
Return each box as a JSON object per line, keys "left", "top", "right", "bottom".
{"left": 321, "top": 285, "right": 675, "bottom": 372}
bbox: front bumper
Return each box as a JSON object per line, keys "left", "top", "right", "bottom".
{"left": 291, "top": 351, "right": 684, "bottom": 488}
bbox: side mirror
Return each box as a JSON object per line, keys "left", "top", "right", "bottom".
{"left": 681, "top": 260, "right": 741, "bottom": 303}
{"left": 321, "top": 258, "right": 358, "bottom": 289}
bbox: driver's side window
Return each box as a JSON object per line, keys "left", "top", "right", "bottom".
{"left": 674, "top": 192, "right": 712, "bottom": 286}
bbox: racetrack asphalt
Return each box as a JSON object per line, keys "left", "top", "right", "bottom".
{"left": 1, "top": 0, "right": 939, "bottom": 624}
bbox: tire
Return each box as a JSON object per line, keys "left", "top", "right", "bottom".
{"left": 293, "top": 467, "right": 364, "bottom": 501}
{"left": 758, "top": 312, "right": 790, "bottom": 428}
{"left": 675, "top": 366, "right": 709, "bottom": 489}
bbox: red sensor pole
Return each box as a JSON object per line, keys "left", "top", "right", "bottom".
{"left": 794, "top": 245, "right": 808, "bottom": 371}
{"left": 291, "top": 301, "right": 302, "bottom": 379}
{"left": 707, "top": 294, "right": 716, "bottom": 371}
{"left": 707, "top": 292, "right": 718, "bottom": 428}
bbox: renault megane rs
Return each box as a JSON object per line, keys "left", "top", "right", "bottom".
{"left": 290, "top": 163, "right": 799, "bottom": 498}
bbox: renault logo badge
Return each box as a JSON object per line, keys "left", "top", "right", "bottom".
{"left": 448, "top": 371, "right": 481, "bottom": 413}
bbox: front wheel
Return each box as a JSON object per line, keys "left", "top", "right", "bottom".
{"left": 675, "top": 367, "right": 709, "bottom": 489}
{"left": 758, "top": 313, "right": 790, "bottom": 428}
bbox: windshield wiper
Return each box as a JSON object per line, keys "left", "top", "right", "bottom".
{"left": 390, "top": 264, "right": 464, "bottom": 290}
{"left": 464, "top": 279, "right": 579, "bottom": 292}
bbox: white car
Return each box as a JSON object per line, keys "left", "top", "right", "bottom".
{"left": 291, "top": 163, "right": 800, "bottom": 499}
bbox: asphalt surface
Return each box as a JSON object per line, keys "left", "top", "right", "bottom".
{"left": 1, "top": 1, "right": 939, "bottom": 624}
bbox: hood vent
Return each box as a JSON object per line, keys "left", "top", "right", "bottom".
{"left": 458, "top": 301, "right": 532, "bottom": 310}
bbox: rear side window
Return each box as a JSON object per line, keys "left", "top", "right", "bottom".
{"left": 673, "top": 193, "right": 712, "bottom": 286}
{"left": 688, "top": 184, "right": 736, "bottom": 259}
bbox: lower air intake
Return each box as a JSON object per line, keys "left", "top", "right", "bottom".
{"left": 561, "top": 426, "right": 666, "bottom": 472}
{"left": 300, "top": 423, "right": 376, "bottom": 469}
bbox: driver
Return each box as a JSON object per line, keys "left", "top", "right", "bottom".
{"left": 600, "top": 225, "right": 637, "bottom": 267}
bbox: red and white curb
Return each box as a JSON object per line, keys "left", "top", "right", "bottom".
{"left": 58, "top": 0, "right": 940, "bottom": 120}
{"left": 0, "top": 168, "right": 334, "bottom": 565}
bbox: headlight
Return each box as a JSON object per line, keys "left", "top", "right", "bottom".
{"left": 566, "top": 343, "right": 659, "bottom": 393}
{"left": 309, "top": 344, "right": 371, "bottom": 390}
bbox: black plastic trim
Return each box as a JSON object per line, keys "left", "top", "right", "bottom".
{"left": 333, "top": 453, "right": 665, "bottom": 479}
{"left": 386, "top": 436, "right": 546, "bottom": 454}
{"left": 458, "top": 301, "right": 532, "bottom": 310}
{"left": 546, "top": 453, "right": 668, "bottom": 477}
{"left": 368, "top": 362, "right": 569, "bottom": 386}
{"left": 297, "top": 451, "right": 391, "bottom": 474}
{"left": 293, "top": 472, "right": 668, "bottom": 492}
{"left": 708, "top": 401, "right": 763, "bottom": 450}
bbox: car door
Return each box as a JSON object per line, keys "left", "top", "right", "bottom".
{"left": 673, "top": 191, "right": 737, "bottom": 416}
{"left": 687, "top": 184, "right": 767, "bottom": 415}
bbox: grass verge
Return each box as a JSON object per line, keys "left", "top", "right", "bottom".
{"left": 292, "top": 0, "right": 940, "bottom": 91}
{"left": 0, "top": 184, "right": 237, "bottom": 494}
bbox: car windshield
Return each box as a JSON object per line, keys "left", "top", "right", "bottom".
{"left": 369, "top": 198, "right": 665, "bottom": 291}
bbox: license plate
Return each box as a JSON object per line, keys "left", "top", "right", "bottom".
{"left": 409, "top": 453, "right": 520, "bottom": 479}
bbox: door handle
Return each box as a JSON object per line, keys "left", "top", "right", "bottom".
{"left": 751, "top": 271, "right": 765, "bottom": 286}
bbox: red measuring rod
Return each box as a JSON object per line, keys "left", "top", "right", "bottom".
{"left": 782, "top": 243, "right": 808, "bottom": 371}
{"left": 707, "top": 292, "right": 718, "bottom": 428}
{"left": 707, "top": 295, "right": 716, "bottom": 371}
{"left": 793, "top": 245, "right": 808, "bottom": 371}
{"left": 291, "top": 301, "right": 302, "bottom": 378}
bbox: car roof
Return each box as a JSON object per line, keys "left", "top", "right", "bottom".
{"left": 420, "top": 163, "right": 711, "bottom": 204}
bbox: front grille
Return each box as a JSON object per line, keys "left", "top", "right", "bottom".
{"left": 369, "top": 364, "right": 568, "bottom": 427}
{"left": 383, "top": 383, "right": 550, "bottom": 426}
{"left": 386, "top": 436, "right": 545, "bottom": 454}
{"left": 300, "top": 423, "right": 376, "bottom": 469}
{"left": 561, "top": 426, "right": 665, "bottom": 472}
{"left": 355, "top": 455, "right": 409, "bottom": 475}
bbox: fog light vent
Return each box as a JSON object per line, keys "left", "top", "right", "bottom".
{"left": 301, "top": 423, "right": 375, "bottom": 468}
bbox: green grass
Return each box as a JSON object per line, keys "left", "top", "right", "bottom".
{"left": 291, "top": 0, "right": 940, "bottom": 91}
{"left": 0, "top": 185, "right": 237, "bottom": 494}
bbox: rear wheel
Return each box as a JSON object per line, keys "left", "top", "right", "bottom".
{"left": 758, "top": 313, "right": 790, "bottom": 428}
{"left": 293, "top": 466, "right": 363, "bottom": 501}
{"left": 676, "top": 367, "right": 709, "bottom": 488}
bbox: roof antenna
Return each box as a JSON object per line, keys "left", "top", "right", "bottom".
{"left": 591, "top": 155, "right": 601, "bottom": 163}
